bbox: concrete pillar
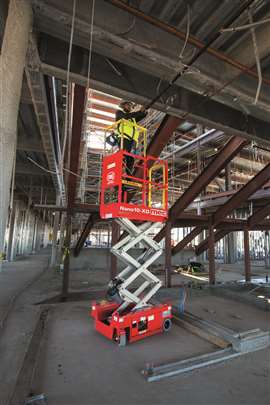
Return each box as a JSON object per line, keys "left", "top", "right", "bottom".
{"left": 264, "top": 231, "right": 270, "bottom": 269}
{"left": 19, "top": 209, "right": 27, "bottom": 255}
{"left": 165, "top": 221, "right": 172, "bottom": 288}
{"left": 31, "top": 214, "right": 37, "bottom": 253}
{"left": 224, "top": 232, "right": 237, "bottom": 264}
{"left": 0, "top": 0, "right": 32, "bottom": 269}
{"left": 17, "top": 207, "right": 24, "bottom": 255}
{"left": 50, "top": 197, "right": 60, "bottom": 266}
{"left": 9, "top": 203, "right": 19, "bottom": 260}
{"left": 23, "top": 207, "right": 31, "bottom": 254}
{"left": 6, "top": 202, "right": 16, "bottom": 261}
{"left": 208, "top": 224, "right": 216, "bottom": 285}
{"left": 244, "top": 228, "right": 251, "bottom": 282}
{"left": 223, "top": 163, "right": 237, "bottom": 264}
{"left": 58, "top": 212, "right": 66, "bottom": 264}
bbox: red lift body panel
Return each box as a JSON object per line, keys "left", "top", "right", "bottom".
{"left": 91, "top": 301, "right": 172, "bottom": 343}
{"left": 100, "top": 150, "right": 168, "bottom": 222}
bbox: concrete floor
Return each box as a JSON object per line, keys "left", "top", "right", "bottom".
{"left": 0, "top": 250, "right": 269, "bottom": 405}
{"left": 0, "top": 250, "right": 50, "bottom": 325}
{"left": 32, "top": 300, "right": 270, "bottom": 405}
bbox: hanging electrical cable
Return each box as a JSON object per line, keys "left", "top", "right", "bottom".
{"left": 27, "top": 156, "right": 82, "bottom": 179}
{"left": 220, "top": 16, "right": 270, "bottom": 32}
{"left": 83, "top": 0, "right": 95, "bottom": 203}
{"left": 86, "top": 0, "right": 96, "bottom": 92}
{"left": 143, "top": 0, "right": 257, "bottom": 110}
{"left": 60, "top": 0, "right": 77, "bottom": 170}
{"left": 248, "top": 9, "right": 262, "bottom": 105}
{"left": 179, "top": 4, "right": 191, "bottom": 60}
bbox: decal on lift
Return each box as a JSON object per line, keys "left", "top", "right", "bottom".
{"left": 106, "top": 171, "right": 116, "bottom": 184}
{"left": 119, "top": 205, "right": 166, "bottom": 216}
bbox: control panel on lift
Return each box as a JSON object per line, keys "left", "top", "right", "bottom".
{"left": 100, "top": 119, "right": 168, "bottom": 222}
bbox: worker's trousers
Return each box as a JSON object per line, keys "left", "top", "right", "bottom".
{"left": 121, "top": 138, "right": 135, "bottom": 174}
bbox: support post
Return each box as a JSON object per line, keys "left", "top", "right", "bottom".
{"left": 6, "top": 203, "right": 16, "bottom": 261}
{"left": 0, "top": 0, "right": 32, "bottom": 270}
{"left": 58, "top": 212, "right": 66, "bottom": 264}
{"left": 165, "top": 221, "right": 172, "bottom": 288}
{"left": 265, "top": 231, "right": 270, "bottom": 269}
{"left": 110, "top": 221, "right": 120, "bottom": 279}
{"left": 208, "top": 223, "right": 216, "bottom": 285}
{"left": 224, "top": 162, "right": 237, "bottom": 264}
{"left": 244, "top": 228, "right": 251, "bottom": 282}
{"left": 50, "top": 206, "right": 60, "bottom": 267}
{"left": 61, "top": 213, "right": 72, "bottom": 299}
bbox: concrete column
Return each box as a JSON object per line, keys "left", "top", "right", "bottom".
{"left": 6, "top": 202, "right": 16, "bottom": 261}
{"left": 17, "top": 208, "right": 23, "bottom": 255}
{"left": 50, "top": 197, "right": 60, "bottom": 267}
{"left": 9, "top": 203, "right": 19, "bottom": 260}
{"left": 244, "top": 228, "right": 251, "bottom": 282}
{"left": 58, "top": 212, "right": 66, "bottom": 264}
{"left": 0, "top": 0, "right": 32, "bottom": 269}
{"left": 223, "top": 162, "right": 237, "bottom": 264}
{"left": 23, "top": 207, "right": 31, "bottom": 254}
{"left": 264, "top": 231, "right": 270, "bottom": 269}
{"left": 31, "top": 214, "right": 37, "bottom": 253}
{"left": 165, "top": 221, "right": 172, "bottom": 288}
{"left": 224, "top": 232, "right": 237, "bottom": 264}
{"left": 208, "top": 224, "right": 216, "bottom": 285}
{"left": 19, "top": 209, "right": 27, "bottom": 255}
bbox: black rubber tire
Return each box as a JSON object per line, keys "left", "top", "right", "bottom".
{"left": 163, "top": 318, "right": 172, "bottom": 332}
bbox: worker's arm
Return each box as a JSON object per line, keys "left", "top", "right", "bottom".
{"left": 115, "top": 109, "right": 147, "bottom": 122}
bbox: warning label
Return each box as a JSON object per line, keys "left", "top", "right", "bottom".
{"left": 119, "top": 205, "right": 166, "bottom": 217}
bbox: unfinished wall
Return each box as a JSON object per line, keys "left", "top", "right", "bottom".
{"left": 70, "top": 247, "right": 194, "bottom": 271}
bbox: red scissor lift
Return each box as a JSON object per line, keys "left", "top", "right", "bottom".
{"left": 91, "top": 120, "right": 172, "bottom": 346}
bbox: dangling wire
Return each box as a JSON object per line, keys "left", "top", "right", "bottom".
{"left": 248, "top": 9, "right": 262, "bottom": 105}
{"left": 179, "top": 4, "right": 191, "bottom": 60}
{"left": 86, "top": 0, "right": 96, "bottom": 92}
{"left": 61, "top": 0, "right": 77, "bottom": 170}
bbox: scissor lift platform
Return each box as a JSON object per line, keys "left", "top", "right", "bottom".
{"left": 91, "top": 120, "right": 171, "bottom": 346}
{"left": 100, "top": 149, "right": 168, "bottom": 222}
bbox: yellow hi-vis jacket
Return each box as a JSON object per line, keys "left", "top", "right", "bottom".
{"left": 117, "top": 118, "right": 140, "bottom": 144}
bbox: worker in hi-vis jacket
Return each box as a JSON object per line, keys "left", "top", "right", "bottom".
{"left": 115, "top": 100, "right": 148, "bottom": 174}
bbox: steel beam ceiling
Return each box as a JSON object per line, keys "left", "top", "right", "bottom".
{"left": 172, "top": 227, "right": 203, "bottom": 256}
{"left": 195, "top": 202, "right": 270, "bottom": 256}
{"left": 155, "top": 136, "right": 247, "bottom": 242}
{"left": 67, "top": 84, "right": 86, "bottom": 209}
{"left": 196, "top": 230, "right": 229, "bottom": 256}
{"left": 39, "top": 35, "right": 270, "bottom": 143}
{"left": 73, "top": 213, "right": 100, "bottom": 257}
{"left": 248, "top": 202, "right": 270, "bottom": 228}
{"left": 212, "top": 163, "right": 270, "bottom": 225}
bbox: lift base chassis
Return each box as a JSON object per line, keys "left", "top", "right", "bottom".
{"left": 91, "top": 301, "right": 172, "bottom": 346}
